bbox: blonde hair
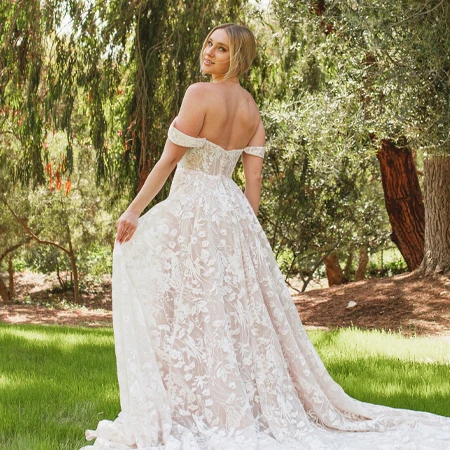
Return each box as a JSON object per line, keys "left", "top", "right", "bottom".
{"left": 200, "top": 23, "right": 256, "bottom": 80}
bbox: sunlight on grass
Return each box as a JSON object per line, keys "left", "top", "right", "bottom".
{"left": 0, "top": 323, "right": 118, "bottom": 449}
{"left": 308, "top": 327, "right": 450, "bottom": 416}
{"left": 0, "top": 323, "right": 449, "bottom": 448}
{"left": 2, "top": 325, "right": 114, "bottom": 348}
{"left": 309, "top": 326, "right": 450, "bottom": 364}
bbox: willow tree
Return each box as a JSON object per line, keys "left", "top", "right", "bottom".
{"left": 1, "top": 0, "right": 246, "bottom": 198}
{"left": 1, "top": 0, "right": 246, "bottom": 300}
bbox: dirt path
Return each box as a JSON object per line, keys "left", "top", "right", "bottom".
{"left": 1, "top": 271, "right": 449, "bottom": 337}
{"left": 0, "top": 271, "right": 112, "bottom": 328}
{"left": 293, "top": 272, "right": 450, "bottom": 337}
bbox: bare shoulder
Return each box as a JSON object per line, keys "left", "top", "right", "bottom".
{"left": 239, "top": 87, "right": 264, "bottom": 139}
{"left": 181, "top": 82, "right": 211, "bottom": 110}
{"left": 239, "top": 85, "right": 258, "bottom": 105}
{"left": 177, "top": 83, "right": 211, "bottom": 135}
{"left": 247, "top": 117, "right": 265, "bottom": 147}
{"left": 184, "top": 82, "right": 213, "bottom": 97}
{"left": 239, "top": 87, "right": 262, "bottom": 118}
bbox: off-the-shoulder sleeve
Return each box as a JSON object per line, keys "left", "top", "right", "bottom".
{"left": 243, "top": 146, "right": 265, "bottom": 159}
{"left": 168, "top": 119, "right": 206, "bottom": 148}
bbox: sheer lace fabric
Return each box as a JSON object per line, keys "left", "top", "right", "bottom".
{"left": 168, "top": 117, "right": 265, "bottom": 177}
{"left": 81, "top": 121, "right": 450, "bottom": 449}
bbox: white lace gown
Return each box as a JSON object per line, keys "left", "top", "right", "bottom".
{"left": 81, "top": 118, "right": 450, "bottom": 450}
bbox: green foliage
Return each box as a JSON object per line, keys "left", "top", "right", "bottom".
{"left": 322, "top": 0, "right": 450, "bottom": 155}
{"left": 1, "top": 124, "right": 119, "bottom": 293}
{"left": 367, "top": 247, "right": 409, "bottom": 277}
{"left": 0, "top": 0, "right": 248, "bottom": 199}
{"left": 77, "top": 245, "right": 112, "bottom": 279}
{"left": 22, "top": 245, "right": 70, "bottom": 275}
{"left": 2, "top": 0, "right": 449, "bottom": 285}
{"left": 259, "top": 103, "right": 390, "bottom": 287}
{"left": 252, "top": 4, "right": 391, "bottom": 287}
{"left": 249, "top": 0, "right": 450, "bottom": 285}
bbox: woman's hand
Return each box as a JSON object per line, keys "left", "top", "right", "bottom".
{"left": 115, "top": 210, "right": 139, "bottom": 244}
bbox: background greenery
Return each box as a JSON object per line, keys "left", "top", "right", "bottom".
{"left": 1, "top": 0, "right": 448, "bottom": 298}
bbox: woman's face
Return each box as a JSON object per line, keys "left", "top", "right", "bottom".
{"left": 202, "top": 28, "right": 231, "bottom": 77}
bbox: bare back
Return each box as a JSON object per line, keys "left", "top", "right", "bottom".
{"left": 198, "top": 83, "right": 261, "bottom": 150}
{"left": 175, "top": 82, "right": 263, "bottom": 150}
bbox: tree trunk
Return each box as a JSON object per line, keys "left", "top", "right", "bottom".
{"left": 0, "top": 276, "right": 8, "bottom": 303}
{"left": 343, "top": 242, "right": 355, "bottom": 279}
{"left": 0, "top": 242, "right": 29, "bottom": 303}
{"left": 69, "top": 251, "right": 80, "bottom": 303}
{"left": 323, "top": 252, "right": 348, "bottom": 286}
{"left": 8, "top": 256, "right": 14, "bottom": 301}
{"left": 355, "top": 245, "right": 369, "bottom": 281}
{"left": 67, "top": 233, "right": 80, "bottom": 304}
{"left": 418, "top": 156, "right": 450, "bottom": 276}
{"left": 377, "top": 139, "right": 424, "bottom": 270}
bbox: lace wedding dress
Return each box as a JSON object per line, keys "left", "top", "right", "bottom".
{"left": 81, "top": 118, "right": 450, "bottom": 450}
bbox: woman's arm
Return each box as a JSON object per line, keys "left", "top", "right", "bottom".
{"left": 115, "top": 140, "right": 188, "bottom": 243}
{"left": 115, "top": 84, "right": 208, "bottom": 244}
{"left": 242, "top": 119, "right": 265, "bottom": 216}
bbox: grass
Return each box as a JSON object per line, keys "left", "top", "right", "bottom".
{"left": 0, "top": 324, "right": 449, "bottom": 449}
{"left": 308, "top": 327, "right": 450, "bottom": 416}
{"left": 0, "top": 323, "right": 119, "bottom": 450}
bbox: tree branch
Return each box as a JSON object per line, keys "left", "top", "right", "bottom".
{"left": 0, "top": 238, "right": 31, "bottom": 263}
{"left": 3, "top": 200, "right": 70, "bottom": 255}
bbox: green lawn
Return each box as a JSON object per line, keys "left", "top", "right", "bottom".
{"left": 0, "top": 323, "right": 449, "bottom": 449}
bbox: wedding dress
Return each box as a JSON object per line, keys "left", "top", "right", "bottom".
{"left": 81, "top": 118, "right": 450, "bottom": 450}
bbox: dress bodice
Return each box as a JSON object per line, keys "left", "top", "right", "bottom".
{"left": 167, "top": 117, "right": 265, "bottom": 178}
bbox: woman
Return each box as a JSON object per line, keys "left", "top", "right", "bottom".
{"left": 81, "top": 23, "right": 450, "bottom": 449}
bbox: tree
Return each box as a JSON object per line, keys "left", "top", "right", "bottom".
{"left": 376, "top": 139, "right": 424, "bottom": 271}
{"left": 0, "top": 241, "right": 29, "bottom": 303}
{"left": 0, "top": 92, "right": 121, "bottom": 303}
{"left": 4, "top": 199, "right": 82, "bottom": 302}
{"left": 419, "top": 157, "right": 450, "bottom": 276}
{"left": 323, "top": 252, "right": 348, "bottom": 286}
{"left": 252, "top": 2, "right": 392, "bottom": 289}
{"left": 1, "top": 0, "right": 247, "bottom": 199}
{"left": 267, "top": 0, "right": 450, "bottom": 279}
{"left": 327, "top": 0, "right": 450, "bottom": 276}
{"left": 0, "top": 135, "right": 31, "bottom": 303}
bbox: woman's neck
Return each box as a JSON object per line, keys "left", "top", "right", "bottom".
{"left": 211, "top": 74, "right": 240, "bottom": 84}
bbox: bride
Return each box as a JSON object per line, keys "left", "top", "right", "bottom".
{"left": 81, "top": 23, "right": 450, "bottom": 449}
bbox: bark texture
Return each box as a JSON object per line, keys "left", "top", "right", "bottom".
{"left": 0, "top": 277, "right": 7, "bottom": 303}
{"left": 323, "top": 252, "right": 348, "bottom": 286}
{"left": 343, "top": 243, "right": 355, "bottom": 279}
{"left": 418, "top": 156, "right": 450, "bottom": 276}
{"left": 355, "top": 245, "right": 369, "bottom": 282}
{"left": 377, "top": 139, "right": 424, "bottom": 270}
{"left": 8, "top": 256, "right": 14, "bottom": 300}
